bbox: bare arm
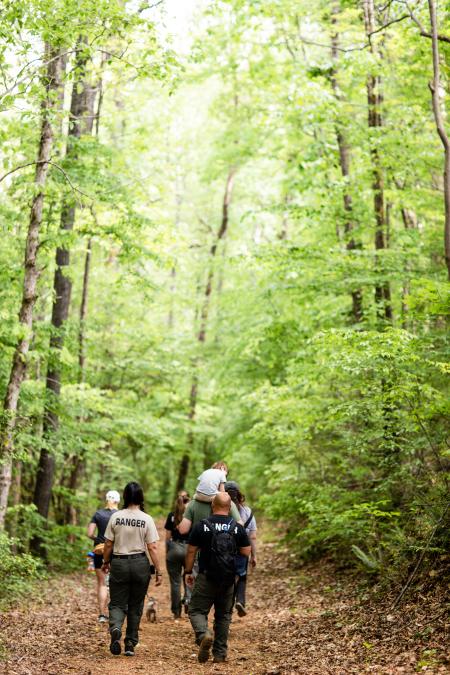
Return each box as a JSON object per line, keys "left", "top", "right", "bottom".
{"left": 185, "top": 543, "right": 197, "bottom": 573}
{"left": 87, "top": 522, "right": 96, "bottom": 541}
{"left": 101, "top": 539, "right": 113, "bottom": 572}
{"left": 147, "top": 542, "right": 163, "bottom": 585}
{"left": 178, "top": 517, "right": 192, "bottom": 536}
{"left": 165, "top": 530, "right": 171, "bottom": 542}
{"left": 185, "top": 544, "right": 198, "bottom": 587}
{"left": 239, "top": 545, "right": 251, "bottom": 558}
{"left": 249, "top": 532, "right": 257, "bottom": 566}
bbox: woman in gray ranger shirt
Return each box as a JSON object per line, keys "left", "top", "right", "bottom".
{"left": 102, "top": 482, "right": 163, "bottom": 657}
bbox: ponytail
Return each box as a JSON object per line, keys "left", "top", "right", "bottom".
{"left": 173, "top": 495, "right": 186, "bottom": 526}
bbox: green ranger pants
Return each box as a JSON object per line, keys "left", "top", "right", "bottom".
{"left": 108, "top": 554, "right": 151, "bottom": 646}
{"left": 188, "top": 572, "right": 234, "bottom": 659}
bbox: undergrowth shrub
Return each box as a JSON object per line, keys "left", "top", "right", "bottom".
{"left": 0, "top": 531, "right": 43, "bottom": 608}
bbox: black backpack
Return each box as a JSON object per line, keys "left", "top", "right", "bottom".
{"left": 202, "top": 518, "right": 238, "bottom": 587}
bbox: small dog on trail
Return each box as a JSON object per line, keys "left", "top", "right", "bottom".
{"left": 146, "top": 596, "right": 157, "bottom": 622}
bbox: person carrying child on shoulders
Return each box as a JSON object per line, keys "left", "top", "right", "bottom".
{"left": 178, "top": 461, "right": 241, "bottom": 535}
{"left": 185, "top": 492, "right": 250, "bottom": 664}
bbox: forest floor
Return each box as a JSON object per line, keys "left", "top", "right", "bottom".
{"left": 0, "top": 522, "right": 448, "bottom": 675}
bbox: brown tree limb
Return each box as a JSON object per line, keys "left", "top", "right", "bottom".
{"left": 0, "top": 160, "right": 94, "bottom": 205}
{"left": 404, "top": 1, "right": 450, "bottom": 43}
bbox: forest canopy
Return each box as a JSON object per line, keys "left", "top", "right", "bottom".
{"left": 0, "top": 0, "right": 448, "bottom": 593}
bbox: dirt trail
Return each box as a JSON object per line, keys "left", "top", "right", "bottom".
{"left": 1, "top": 524, "right": 448, "bottom": 674}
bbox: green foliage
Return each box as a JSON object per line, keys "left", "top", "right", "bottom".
{"left": 0, "top": 530, "right": 43, "bottom": 607}
{"left": 0, "top": 0, "right": 448, "bottom": 587}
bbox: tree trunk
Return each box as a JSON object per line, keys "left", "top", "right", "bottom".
{"left": 400, "top": 207, "right": 418, "bottom": 327}
{"left": 78, "top": 237, "right": 92, "bottom": 379}
{"left": 331, "top": 4, "right": 363, "bottom": 323}
{"left": 175, "top": 169, "right": 236, "bottom": 495}
{"left": 32, "top": 47, "right": 98, "bottom": 538}
{"left": 363, "top": 0, "right": 392, "bottom": 322}
{"left": 66, "top": 64, "right": 106, "bottom": 526}
{"left": 0, "top": 46, "right": 66, "bottom": 529}
{"left": 64, "top": 236, "right": 93, "bottom": 528}
{"left": 9, "top": 461, "right": 22, "bottom": 552}
{"left": 427, "top": 0, "right": 450, "bottom": 279}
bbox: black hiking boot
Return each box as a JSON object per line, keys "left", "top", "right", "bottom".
{"left": 235, "top": 601, "right": 247, "bottom": 617}
{"left": 198, "top": 630, "right": 213, "bottom": 663}
{"left": 124, "top": 640, "right": 135, "bottom": 657}
{"left": 109, "top": 627, "right": 122, "bottom": 655}
{"left": 213, "top": 655, "right": 227, "bottom": 663}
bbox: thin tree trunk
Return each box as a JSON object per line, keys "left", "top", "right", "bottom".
{"left": 66, "top": 64, "right": 106, "bottom": 527}
{"left": 428, "top": 0, "right": 450, "bottom": 279}
{"left": 168, "top": 172, "right": 183, "bottom": 328}
{"left": 9, "top": 461, "right": 22, "bottom": 552}
{"left": 0, "top": 46, "right": 66, "bottom": 529}
{"left": 363, "top": 0, "right": 392, "bottom": 322}
{"left": 175, "top": 169, "right": 236, "bottom": 495}
{"left": 331, "top": 4, "right": 363, "bottom": 323}
{"left": 32, "top": 47, "right": 98, "bottom": 536}
{"left": 278, "top": 193, "right": 290, "bottom": 241}
{"left": 78, "top": 237, "right": 92, "bottom": 379}
{"left": 400, "top": 207, "right": 418, "bottom": 328}
{"left": 64, "top": 236, "right": 92, "bottom": 528}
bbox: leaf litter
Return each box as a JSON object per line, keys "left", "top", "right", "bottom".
{"left": 0, "top": 524, "right": 448, "bottom": 674}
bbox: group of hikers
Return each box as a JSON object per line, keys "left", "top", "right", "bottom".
{"left": 88, "top": 461, "right": 257, "bottom": 664}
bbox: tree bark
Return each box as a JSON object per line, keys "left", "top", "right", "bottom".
{"left": 0, "top": 46, "right": 66, "bottom": 529}
{"left": 331, "top": 5, "right": 363, "bottom": 323}
{"left": 66, "top": 63, "right": 106, "bottom": 526}
{"left": 64, "top": 236, "right": 92, "bottom": 528}
{"left": 32, "top": 47, "right": 98, "bottom": 535}
{"left": 175, "top": 169, "right": 236, "bottom": 495}
{"left": 363, "top": 0, "right": 392, "bottom": 322}
{"left": 400, "top": 207, "right": 418, "bottom": 327}
{"left": 78, "top": 237, "right": 92, "bottom": 379}
{"left": 427, "top": 0, "right": 450, "bottom": 279}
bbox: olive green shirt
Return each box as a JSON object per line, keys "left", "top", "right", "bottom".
{"left": 184, "top": 499, "right": 241, "bottom": 527}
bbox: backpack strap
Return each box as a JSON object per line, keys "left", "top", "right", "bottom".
{"left": 243, "top": 510, "right": 253, "bottom": 530}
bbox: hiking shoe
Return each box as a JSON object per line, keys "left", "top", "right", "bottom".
{"left": 235, "top": 601, "right": 247, "bottom": 617}
{"left": 109, "top": 627, "right": 121, "bottom": 655}
{"left": 98, "top": 614, "right": 108, "bottom": 623}
{"left": 124, "top": 640, "right": 135, "bottom": 657}
{"left": 198, "top": 630, "right": 213, "bottom": 663}
{"left": 213, "top": 655, "right": 227, "bottom": 663}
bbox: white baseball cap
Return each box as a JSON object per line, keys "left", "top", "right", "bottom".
{"left": 106, "top": 490, "right": 120, "bottom": 503}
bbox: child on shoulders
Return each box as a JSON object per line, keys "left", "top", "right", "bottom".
{"left": 194, "top": 461, "right": 228, "bottom": 503}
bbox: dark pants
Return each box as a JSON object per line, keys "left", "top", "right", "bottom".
{"left": 166, "top": 540, "right": 191, "bottom": 615}
{"left": 188, "top": 573, "right": 234, "bottom": 659}
{"left": 236, "top": 574, "right": 247, "bottom": 605}
{"left": 109, "top": 555, "right": 151, "bottom": 646}
{"left": 235, "top": 554, "right": 249, "bottom": 606}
